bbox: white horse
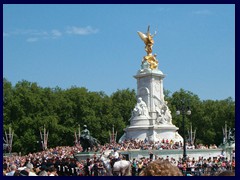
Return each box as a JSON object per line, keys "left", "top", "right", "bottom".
{"left": 113, "top": 159, "right": 131, "bottom": 176}
{"left": 100, "top": 155, "right": 113, "bottom": 176}
{"left": 100, "top": 153, "right": 131, "bottom": 176}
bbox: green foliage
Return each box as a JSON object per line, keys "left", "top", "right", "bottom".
{"left": 3, "top": 79, "right": 235, "bottom": 154}
{"left": 111, "top": 89, "right": 136, "bottom": 123}
{"left": 169, "top": 89, "right": 235, "bottom": 146}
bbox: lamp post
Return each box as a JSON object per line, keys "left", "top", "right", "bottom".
{"left": 176, "top": 99, "right": 191, "bottom": 162}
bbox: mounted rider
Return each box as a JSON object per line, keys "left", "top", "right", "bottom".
{"left": 80, "top": 125, "right": 100, "bottom": 152}
{"left": 81, "top": 125, "right": 90, "bottom": 140}
{"left": 110, "top": 148, "right": 120, "bottom": 168}
{"left": 113, "top": 148, "right": 120, "bottom": 160}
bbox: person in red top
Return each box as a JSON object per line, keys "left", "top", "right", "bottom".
{"left": 231, "top": 160, "right": 235, "bottom": 171}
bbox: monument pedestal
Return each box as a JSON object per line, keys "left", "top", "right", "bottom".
{"left": 119, "top": 68, "right": 183, "bottom": 143}
{"left": 74, "top": 152, "right": 100, "bottom": 161}
{"left": 119, "top": 27, "right": 183, "bottom": 143}
{"left": 121, "top": 124, "right": 183, "bottom": 143}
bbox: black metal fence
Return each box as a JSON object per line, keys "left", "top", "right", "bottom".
{"left": 181, "top": 167, "right": 235, "bottom": 176}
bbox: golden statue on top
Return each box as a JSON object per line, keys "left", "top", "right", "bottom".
{"left": 137, "top": 26, "right": 158, "bottom": 70}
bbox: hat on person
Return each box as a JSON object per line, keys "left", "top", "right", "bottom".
{"left": 83, "top": 125, "right": 87, "bottom": 128}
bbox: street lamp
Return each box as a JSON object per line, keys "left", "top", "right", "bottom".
{"left": 176, "top": 99, "right": 191, "bottom": 162}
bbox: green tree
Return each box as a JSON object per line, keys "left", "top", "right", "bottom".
{"left": 3, "top": 78, "right": 235, "bottom": 154}
{"left": 111, "top": 88, "right": 136, "bottom": 124}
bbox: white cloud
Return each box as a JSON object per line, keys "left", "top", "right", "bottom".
{"left": 7, "top": 29, "right": 49, "bottom": 37}
{"left": 12, "top": 29, "right": 36, "bottom": 35}
{"left": 26, "top": 37, "right": 39, "bottom": 42}
{"left": 4, "top": 26, "right": 98, "bottom": 42}
{"left": 66, "top": 26, "right": 99, "bottom": 35}
{"left": 192, "top": 10, "right": 213, "bottom": 15}
{"left": 31, "top": 31, "right": 49, "bottom": 36}
{"left": 51, "top": 29, "right": 62, "bottom": 38}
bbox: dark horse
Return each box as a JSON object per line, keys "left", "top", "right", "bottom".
{"left": 80, "top": 136, "right": 99, "bottom": 152}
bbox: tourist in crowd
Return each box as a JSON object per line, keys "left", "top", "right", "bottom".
{"left": 83, "top": 158, "right": 91, "bottom": 176}
{"left": 6, "top": 164, "right": 17, "bottom": 176}
{"left": 137, "top": 159, "right": 144, "bottom": 175}
{"left": 3, "top": 139, "right": 235, "bottom": 176}
{"left": 91, "top": 160, "right": 99, "bottom": 176}
{"left": 98, "top": 161, "right": 105, "bottom": 176}
{"left": 19, "top": 169, "right": 29, "bottom": 176}
{"left": 25, "top": 162, "right": 37, "bottom": 176}
{"left": 149, "top": 147, "right": 154, "bottom": 161}
{"left": 131, "top": 158, "right": 137, "bottom": 176}
{"left": 38, "top": 170, "right": 48, "bottom": 176}
{"left": 48, "top": 166, "right": 58, "bottom": 176}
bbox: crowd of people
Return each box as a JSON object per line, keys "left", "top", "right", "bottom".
{"left": 94, "top": 138, "right": 219, "bottom": 152}
{"left": 3, "top": 140, "right": 235, "bottom": 176}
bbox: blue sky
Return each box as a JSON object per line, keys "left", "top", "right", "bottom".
{"left": 3, "top": 4, "right": 235, "bottom": 100}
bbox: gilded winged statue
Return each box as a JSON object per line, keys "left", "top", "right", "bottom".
{"left": 137, "top": 26, "right": 158, "bottom": 70}
{"left": 137, "top": 25, "right": 156, "bottom": 55}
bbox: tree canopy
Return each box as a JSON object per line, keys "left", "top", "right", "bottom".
{"left": 3, "top": 78, "right": 235, "bottom": 154}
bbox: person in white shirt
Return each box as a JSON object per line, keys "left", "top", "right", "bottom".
{"left": 113, "top": 149, "right": 119, "bottom": 160}
{"left": 25, "top": 163, "right": 37, "bottom": 176}
{"left": 6, "top": 164, "right": 17, "bottom": 176}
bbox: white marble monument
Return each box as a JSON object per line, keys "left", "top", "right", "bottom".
{"left": 119, "top": 26, "right": 183, "bottom": 143}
